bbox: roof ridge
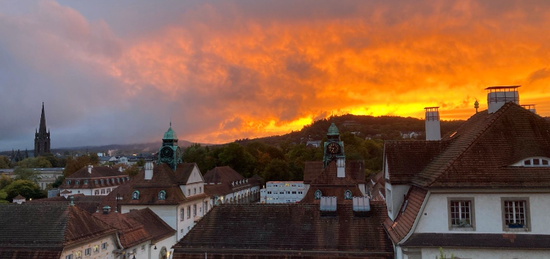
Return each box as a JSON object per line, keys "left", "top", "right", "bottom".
{"left": 424, "top": 103, "right": 513, "bottom": 186}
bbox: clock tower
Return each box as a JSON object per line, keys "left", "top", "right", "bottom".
{"left": 157, "top": 123, "right": 183, "bottom": 171}
{"left": 323, "top": 123, "right": 346, "bottom": 177}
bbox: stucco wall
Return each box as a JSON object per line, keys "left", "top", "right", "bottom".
{"left": 61, "top": 234, "right": 118, "bottom": 259}
{"left": 421, "top": 247, "right": 550, "bottom": 259}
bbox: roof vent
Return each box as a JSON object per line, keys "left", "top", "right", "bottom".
{"left": 102, "top": 205, "right": 111, "bottom": 214}
{"left": 88, "top": 165, "right": 93, "bottom": 174}
{"left": 352, "top": 196, "right": 371, "bottom": 212}
{"left": 486, "top": 86, "right": 520, "bottom": 113}
{"left": 320, "top": 196, "right": 337, "bottom": 212}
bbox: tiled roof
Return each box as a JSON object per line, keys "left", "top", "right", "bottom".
{"left": 93, "top": 210, "right": 150, "bottom": 248}
{"left": 403, "top": 233, "right": 550, "bottom": 249}
{"left": 0, "top": 248, "right": 63, "bottom": 259}
{"left": 28, "top": 194, "right": 105, "bottom": 214}
{"left": 0, "top": 203, "right": 116, "bottom": 252}
{"left": 203, "top": 167, "right": 262, "bottom": 197}
{"left": 203, "top": 166, "right": 244, "bottom": 184}
{"left": 383, "top": 186, "right": 427, "bottom": 243}
{"left": 303, "top": 161, "right": 324, "bottom": 184}
{"left": 102, "top": 163, "right": 207, "bottom": 208}
{"left": 384, "top": 141, "right": 449, "bottom": 184}
{"left": 125, "top": 208, "right": 176, "bottom": 243}
{"left": 172, "top": 203, "right": 393, "bottom": 258}
{"left": 301, "top": 161, "right": 365, "bottom": 203}
{"left": 60, "top": 166, "right": 127, "bottom": 189}
{"left": 386, "top": 103, "right": 550, "bottom": 188}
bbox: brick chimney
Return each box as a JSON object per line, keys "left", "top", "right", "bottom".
{"left": 425, "top": 107, "right": 441, "bottom": 141}
{"left": 145, "top": 161, "right": 154, "bottom": 180}
{"left": 486, "top": 86, "right": 520, "bottom": 113}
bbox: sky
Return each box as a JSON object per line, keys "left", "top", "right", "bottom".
{"left": 1, "top": 0, "right": 550, "bottom": 151}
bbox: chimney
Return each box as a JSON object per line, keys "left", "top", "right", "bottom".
{"left": 486, "top": 86, "right": 520, "bottom": 113}
{"left": 88, "top": 165, "right": 93, "bottom": 174}
{"left": 102, "top": 205, "right": 111, "bottom": 214}
{"left": 118, "top": 166, "right": 123, "bottom": 172}
{"left": 320, "top": 196, "right": 337, "bottom": 212}
{"left": 145, "top": 161, "right": 154, "bottom": 180}
{"left": 424, "top": 107, "right": 441, "bottom": 141}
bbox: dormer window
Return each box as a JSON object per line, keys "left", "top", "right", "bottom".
{"left": 158, "top": 190, "right": 166, "bottom": 200}
{"left": 75, "top": 180, "right": 80, "bottom": 185}
{"left": 132, "top": 190, "right": 140, "bottom": 200}
{"left": 84, "top": 180, "right": 88, "bottom": 185}
{"left": 66, "top": 180, "right": 71, "bottom": 185}
{"left": 513, "top": 157, "right": 550, "bottom": 167}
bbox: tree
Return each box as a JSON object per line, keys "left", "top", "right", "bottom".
{"left": 13, "top": 167, "right": 39, "bottom": 182}
{"left": 3, "top": 180, "right": 45, "bottom": 201}
{"left": 218, "top": 143, "right": 256, "bottom": 177}
{"left": 136, "top": 158, "right": 146, "bottom": 167}
{"left": 0, "top": 173, "right": 12, "bottom": 189}
{"left": 0, "top": 156, "right": 11, "bottom": 169}
{"left": 124, "top": 164, "right": 140, "bottom": 177}
{"left": 0, "top": 190, "right": 8, "bottom": 204}
{"left": 50, "top": 176, "right": 65, "bottom": 189}
{"left": 17, "top": 157, "right": 52, "bottom": 168}
{"left": 262, "top": 159, "right": 293, "bottom": 182}
{"left": 63, "top": 155, "right": 97, "bottom": 177}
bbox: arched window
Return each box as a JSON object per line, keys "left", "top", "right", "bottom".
{"left": 132, "top": 190, "right": 140, "bottom": 200}
{"left": 512, "top": 157, "right": 550, "bottom": 167}
{"left": 66, "top": 180, "right": 71, "bottom": 185}
{"left": 75, "top": 180, "right": 80, "bottom": 185}
{"left": 158, "top": 190, "right": 166, "bottom": 200}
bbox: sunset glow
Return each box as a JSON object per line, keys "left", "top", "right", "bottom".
{"left": 1, "top": 0, "right": 550, "bottom": 149}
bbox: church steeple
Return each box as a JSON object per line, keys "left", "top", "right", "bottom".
{"left": 34, "top": 102, "right": 51, "bottom": 157}
{"left": 323, "top": 123, "right": 346, "bottom": 177}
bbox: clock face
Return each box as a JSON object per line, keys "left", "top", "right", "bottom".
{"left": 327, "top": 142, "right": 340, "bottom": 154}
{"left": 161, "top": 147, "right": 174, "bottom": 158}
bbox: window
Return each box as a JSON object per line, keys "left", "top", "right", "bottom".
{"left": 85, "top": 248, "right": 91, "bottom": 255}
{"left": 65, "top": 255, "right": 73, "bottom": 259}
{"left": 188, "top": 189, "right": 191, "bottom": 196}
{"left": 448, "top": 199, "right": 474, "bottom": 230}
{"left": 158, "top": 190, "right": 166, "bottom": 200}
{"left": 199, "top": 187, "right": 202, "bottom": 193}
{"left": 194, "top": 188, "right": 197, "bottom": 194}
{"left": 94, "top": 190, "right": 99, "bottom": 195}
{"left": 132, "top": 248, "right": 137, "bottom": 255}
{"left": 84, "top": 180, "right": 88, "bottom": 185}
{"left": 94, "top": 180, "right": 98, "bottom": 185}
{"left": 187, "top": 205, "right": 191, "bottom": 218}
{"left": 75, "top": 180, "right": 80, "bottom": 185}
{"left": 101, "top": 242, "right": 107, "bottom": 250}
{"left": 101, "top": 189, "right": 105, "bottom": 194}
{"left": 280, "top": 191, "right": 284, "bottom": 194}
{"left": 66, "top": 180, "right": 71, "bottom": 185}
{"left": 180, "top": 208, "right": 184, "bottom": 221}
{"left": 267, "top": 191, "right": 272, "bottom": 194}
{"left": 141, "top": 245, "right": 145, "bottom": 251}
{"left": 193, "top": 204, "right": 197, "bottom": 216}
{"left": 93, "top": 245, "right": 99, "bottom": 253}
{"left": 132, "top": 190, "right": 139, "bottom": 200}
{"left": 502, "top": 198, "right": 530, "bottom": 231}
{"left": 75, "top": 251, "right": 82, "bottom": 259}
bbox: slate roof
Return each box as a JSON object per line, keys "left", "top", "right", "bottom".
{"left": 102, "top": 163, "right": 207, "bottom": 208}
{"left": 0, "top": 203, "right": 116, "bottom": 257}
{"left": 172, "top": 203, "right": 393, "bottom": 259}
{"left": 403, "top": 233, "right": 550, "bottom": 249}
{"left": 386, "top": 103, "right": 550, "bottom": 188}
{"left": 383, "top": 186, "right": 427, "bottom": 244}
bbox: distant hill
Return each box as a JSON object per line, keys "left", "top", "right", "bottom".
{"left": 236, "top": 114, "right": 465, "bottom": 146}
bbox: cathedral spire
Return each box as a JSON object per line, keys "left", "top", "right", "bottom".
{"left": 39, "top": 102, "right": 47, "bottom": 134}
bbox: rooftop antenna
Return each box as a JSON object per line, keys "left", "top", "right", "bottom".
{"left": 170, "top": 117, "right": 172, "bottom": 127}
{"left": 474, "top": 99, "right": 479, "bottom": 113}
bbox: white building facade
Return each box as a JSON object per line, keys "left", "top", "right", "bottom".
{"left": 260, "top": 181, "right": 306, "bottom": 204}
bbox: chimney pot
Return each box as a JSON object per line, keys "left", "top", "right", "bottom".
{"left": 88, "top": 165, "right": 93, "bottom": 174}
{"left": 486, "top": 86, "right": 520, "bottom": 113}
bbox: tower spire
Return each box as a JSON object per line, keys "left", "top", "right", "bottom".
{"left": 39, "top": 102, "right": 47, "bottom": 134}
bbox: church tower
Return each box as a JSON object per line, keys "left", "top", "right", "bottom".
{"left": 157, "top": 123, "right": 183, "bottom": 171}
{"left": 323, "top": 123, "right": 346, "bottom": 177}
{"left": 34, "top": 102, "right": 51, "bottom": 157}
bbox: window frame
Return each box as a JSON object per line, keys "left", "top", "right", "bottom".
{"left": 501, "top": 197, "right": 530, "bottom": 232}
{"left": 447, "top": 197, "right": 475, "bottom": 231}
{"left": 84, "top": 248, "right": 91, "bottom": 256}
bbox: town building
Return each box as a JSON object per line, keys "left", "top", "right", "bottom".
{"left": 383, "top": 86, "right": 550, "bottom": 259}
{"left": 101, "top": 124, "right": 212, "bottom": 256}
{"left": 203, "top": 166, "right": 261, "bottom": 205}
{"left": 0, "top": 167, "right": 64, "bottom": 190}
{"left": 34, "top": 102, "right": 51, "bottom": 157}
{"left": 0, "top": 203, "right": 118, "bottom": 259}
{"left": 172, "top": 124, "right": 393, "bottom": 258}
{"left": 93, "top": 206, "right": 176, "bottom": 259}
{"left": 260, "top": 181, "right": 306, "bottom": 203}
{"left": 59, "top": 165, "right": 129, "bottom": 196}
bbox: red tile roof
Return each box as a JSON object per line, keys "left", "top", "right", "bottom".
{"left": 301, "top": 161, "right": 365, "bottom": 203}
{"left": 203, "top": 166, "right": 262, "bottom": 197}
{"left": 383, "top": 186, "right": 427, "bottom": 244}
{"left": 28, "top": 194, "right": 105, "bottom": 214}
{"left": 125, "top": 208, "right": 176, "bottom": 243}
{"left": 0, "top": 203, "right": 116, "bottom": 255}
{"left": 60, "top": 166, "right": 128, "bottom": 189}
{"left": 386, "top": 103, "right": 550, "bottom": 188}
{"left": 172, "top": 203, "right": 393, "bottom": 259}
{"left": 101, "top": 163, "right": 207, "bottom": 208}
{"left": 93, "top": 210, "right": 150, "bottom": 248}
